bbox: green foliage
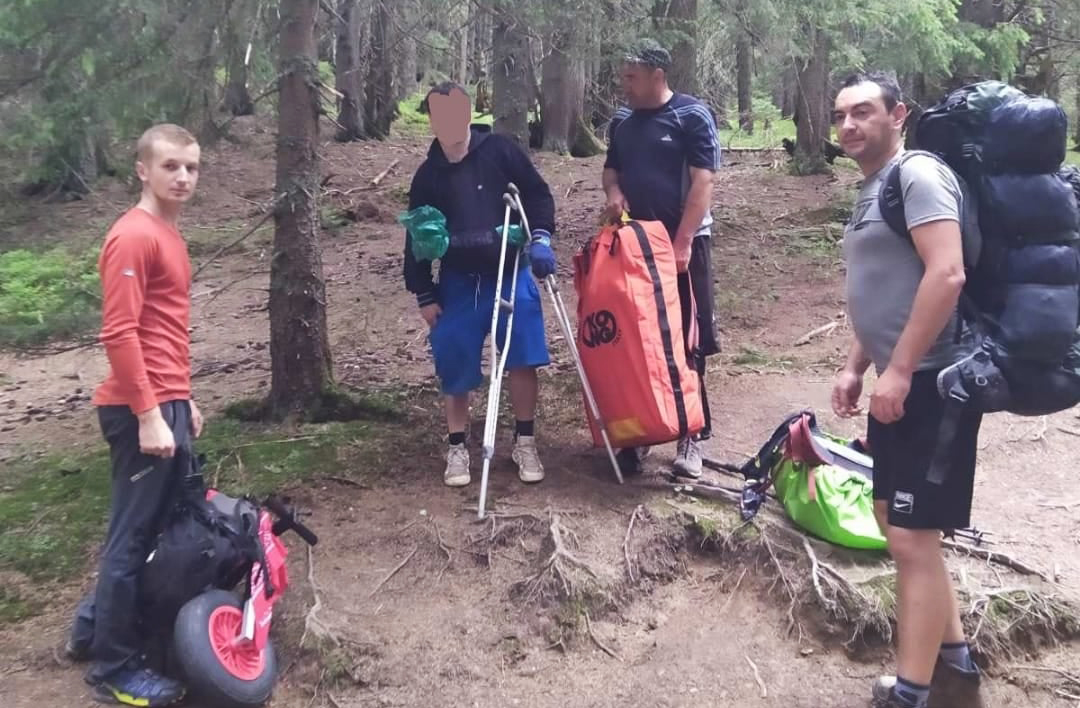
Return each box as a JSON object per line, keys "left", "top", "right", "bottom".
{"left": 0, "top": 246, "right": 100, "bottom": 347}
{"left": 0, "top": 0, "right": 278, "bottom": 187}
{"left": 718, "top": 117, "right": 795, "bottom": 149}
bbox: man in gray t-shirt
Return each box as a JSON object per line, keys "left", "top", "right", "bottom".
{"left": 844, "top": 153, "right": 968, "bottom": 373}
{"left": 830, "top": 72, "right": 984, "bottom": 708}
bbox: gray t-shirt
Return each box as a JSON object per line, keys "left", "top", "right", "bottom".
{"left": 843, "top": 151, "right": 967, "bottom": 374}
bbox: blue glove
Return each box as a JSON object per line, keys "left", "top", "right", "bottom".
{"left": 527, "top": 229, "right": 556, "bottom": 278}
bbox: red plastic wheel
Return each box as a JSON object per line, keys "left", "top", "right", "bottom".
{"left": 208, "top": 605, "right": 266, "bottom": 681}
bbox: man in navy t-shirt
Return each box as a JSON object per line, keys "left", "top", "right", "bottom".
{"left": 602, "top": 39, "right": 721, "bottom": 478}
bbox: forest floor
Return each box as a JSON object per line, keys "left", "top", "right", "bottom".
{"left": 2, "top": 115, "right": 1080, "bottom": 707}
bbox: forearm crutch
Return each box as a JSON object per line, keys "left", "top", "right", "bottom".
{"left": 505, "top": 182, "right": 624, "bottom": 487}
{"left": 476, "top": 193, "right": 523, "bottom": 520}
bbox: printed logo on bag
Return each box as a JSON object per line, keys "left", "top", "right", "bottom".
{"left": 892, "top": 491, "right": 915, "bottom": 515}
{"left": 581, "top": 309, "right": 619, "bottom": 348}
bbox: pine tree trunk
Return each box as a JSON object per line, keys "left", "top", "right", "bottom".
{"left": 223, "top": 0, "right": 256, "bottom": 116}
{"left": 1074, "top": 72, "right": 1080, "bottom": 148}
{"left": 268, "top": 0, "right": 333, "bottom": 419}
{"left": 654, "top": 0, "right": 698, "bottom": 94}
{"left": 492, "top": 4, "right": 530, "bottom": 148}
{"left": 364, "top": 0, "right": 398, "bottom": 138}
{"left": 396, "top": 32, "right": 418, "bottom": 101}
{"left": 334, "top": 0, "right": 364, "bottom": 141}
{"left": 472, "top": 6, "right": 491, "bottom": 113}
{"left": 780, "top": 64, "right": 795, "bottom": 118}
{"left": 541, "top": 31, "right": 584, "bottom": 155}
{"left": 735, "top": 0, "right": 752, "bottom": 134}
{"left": 456, "top": 2, "right": 470, "bottom": 84}
{"left": 793, "top": 29, "right": 829, "bottom": 175}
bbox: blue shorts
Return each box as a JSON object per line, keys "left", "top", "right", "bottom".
{"left": 429, "top": 267, "right": 550, "bottom": 396}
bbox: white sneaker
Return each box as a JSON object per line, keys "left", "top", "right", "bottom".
{"left": 511, "top": 435, "right": 545, "bottom": 483}
{"left": 444, "top": 443, "right": 471, "bottom": 487}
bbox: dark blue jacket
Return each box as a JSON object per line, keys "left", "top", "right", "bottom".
{"left": 403, "top": 125, "right": 556, "bottom": 306}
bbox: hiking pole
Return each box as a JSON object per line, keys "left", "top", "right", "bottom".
{"left": 477, "top": 194, "right": 523, "bottom": 520}
{"left": 506, "top": 182, "right": 624, "bottom": 485}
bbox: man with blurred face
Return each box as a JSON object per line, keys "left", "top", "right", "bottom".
{"left": 831, "top": 71, "right": 984, "bottom": 708}
{"left": 403, "top": 82, "right": 557, "bottom": 488}
{"left": 66, "top": 123, "right": 203, "bottom": 707}
{"left": 601, "top": 38, "right": 721, "bottom": 479}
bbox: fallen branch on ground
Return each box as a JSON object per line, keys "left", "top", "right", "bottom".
{"left": 371, "top": 159, "right": 400, "bottom": 187}
{"left": 584, "top": 611, "right": 623, "bottom": 661}
{"left": 942, "top": 539, "right": 1048, "bottom": 581}
{"left": 623, "top": 505, "right": 643, "bottom": 582}
{"left": 794, "top": 321, "right": 839, "bottom": 346}
{"left": 431, "top": 518, "right": 452, "bottom": 581}
{"left": 317, "top": 475, "right": 370, "bottom": 489}
{"left": 745, "top": 655, "right": 767, "bottom": 698}
{"left": 1008, "top": 664, "right": 1080, "bottom": 687}
{"left": 301, "top": 546, "right": 339, "bottom": 648}
{"left": 1038, "top": 497, "right": 1080, "bottom": 510}
{"left": 718, "top": 568, "right": 748, "bottom": 615}
{"left": 368, "top": 546, "right": 419, "bottom": 598}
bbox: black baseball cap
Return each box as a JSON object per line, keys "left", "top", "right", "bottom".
{"left": 623, "top": 39, "right": 671, "bottom": 71}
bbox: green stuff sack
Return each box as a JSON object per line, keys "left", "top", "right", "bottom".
{"left": 739, "top": 411, "right": 886, "bottom": 551}
{"left": 398, "top": 205, "right": 450, "bottom": 261}
{"left": 772, "top": 454, "right": 887, "bottom": 551}
{"left": 495, "top": 223, "right": 529, "bottom": 248}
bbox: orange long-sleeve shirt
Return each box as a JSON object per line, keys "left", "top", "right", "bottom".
{"left": 92, "top": 207, "right": 192, "bottom": 414}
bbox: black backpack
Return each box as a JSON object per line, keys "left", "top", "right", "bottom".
{"left": 877, "top": 80, "right": 1080, "bottom": 417}
{"left": 139, "top": 455, "right": 262, "bottom": 628}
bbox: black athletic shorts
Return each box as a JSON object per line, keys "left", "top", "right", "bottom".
{"left": 868, "top": 369, "right": 983, "bottom": 531}
{"left": 677, "top": 235, "right": 720, "bottom": 360}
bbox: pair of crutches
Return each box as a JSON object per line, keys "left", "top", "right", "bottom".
{"left": 477, "top": 183, "right": 623, "bottom": 520}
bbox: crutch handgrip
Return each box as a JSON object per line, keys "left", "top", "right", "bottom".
{"left": 502, "top": 193, "right": 514, "bottom": 206}
{"left": 498, "top": 298, "right": 514, "bottom": 312}
{"left": 507, "top": 182, "right": 521, "bottom": 197}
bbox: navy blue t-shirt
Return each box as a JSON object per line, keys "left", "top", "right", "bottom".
{"left": 604, "top": 93, "right": 721, "bottom": 239}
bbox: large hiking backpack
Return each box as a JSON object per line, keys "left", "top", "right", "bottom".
{"left": 139, "top": 456, "right": 262, "bottom": 628}
{"left": 878, "top": 80, "right": 1080, "bottom": 417}
{"left": 572, "top": 220, "right": 705, "bottom": 448}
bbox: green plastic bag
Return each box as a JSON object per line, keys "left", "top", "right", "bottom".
{"left": 771, "top": 447, "right": 887, "bottom": 551}
{"left": 495, "top": 223, "right": 529, "bottom": 248}
{"left": 398, "top": 206, "right": 450, "bottom": 261}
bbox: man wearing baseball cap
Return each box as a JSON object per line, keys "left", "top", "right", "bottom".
{"left": 601, "top": 38, "right": 722, "bottom": 478}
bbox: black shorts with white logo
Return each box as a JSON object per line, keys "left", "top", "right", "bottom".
{"left": 868, "top": 369, "right": 983, "bottom": 531}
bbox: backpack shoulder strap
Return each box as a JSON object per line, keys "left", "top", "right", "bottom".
{"left": 876, "top": 149, "right": 947, "bottom": 241}
{"left": 877, "top": 150, "right": 981, "bottom": 270}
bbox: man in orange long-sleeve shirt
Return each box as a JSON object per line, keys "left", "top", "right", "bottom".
{"left": 66, "top": 123, "right": 202, "bottom": 707}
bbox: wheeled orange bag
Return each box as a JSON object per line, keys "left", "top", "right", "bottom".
{"left": 572, "top": 220, "right": 705, "bottom": 449}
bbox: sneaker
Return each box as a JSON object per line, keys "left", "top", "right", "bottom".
{"left": 871, "top": 677, "right": 903, "bottom": 707}
{"left": 512, "top": 435, "right": 545, "bottom": 483}
{"left": 616, "top": 446, "right": 650, "bottom": 477}
{"left": 444, "top": 443, "right": 471, "bottom": 487}
{"left": 64, "top": 638, "right": 91, "bottom": 663}
{"left": 872, "top": 661, "right": 982, "bottom": 708}
{"left": 672, "top": 436, "right": 703, "bottom": 478}
{"left": 92, "top": 667, "right": 185, "bottom": 707}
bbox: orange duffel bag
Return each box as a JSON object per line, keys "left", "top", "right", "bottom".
{"left": 572, "top": 219, "right": 705, "bottom": 449}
